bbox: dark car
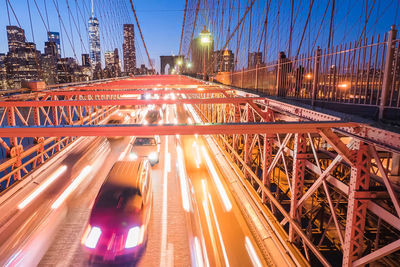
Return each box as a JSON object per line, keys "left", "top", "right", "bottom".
{"left": 81, "top": 160, "right": 152, "bottom": 263}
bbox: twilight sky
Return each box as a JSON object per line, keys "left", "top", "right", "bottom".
{"left": 0, "top": 0, "right": 398, "bottom": 73}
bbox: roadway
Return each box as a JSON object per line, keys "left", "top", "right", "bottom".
{"left": 0, "top": 101, "right": 287, "bottom": 266}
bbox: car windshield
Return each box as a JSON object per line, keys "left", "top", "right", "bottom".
{"left": 133, "top": 137, "right": 156, "bottom": 146}
{"left": 93, "top": 186, "right": 141, "bottom": 211}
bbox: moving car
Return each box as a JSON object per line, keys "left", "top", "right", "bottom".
{"left": 144, "top": 109, "right": 163, "bottom": 124}
{"left": 81, "top": 160, "right": 152, "bottom": 263}
{"left": 106, "top": 112, "right": 128, "bottom": 139}
{"left": 129, "top": 136, "right": 160, "bottom": 166}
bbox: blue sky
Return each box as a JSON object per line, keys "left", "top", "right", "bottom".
{"left": 0, "top": 0, "right": 399, "bottom": 72}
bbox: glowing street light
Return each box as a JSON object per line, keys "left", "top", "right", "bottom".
{"left": 199, "top": 26, "right": 211, "bottom": 80}
{"left": 187, "top": 62, "right": 192, "bottom": 68}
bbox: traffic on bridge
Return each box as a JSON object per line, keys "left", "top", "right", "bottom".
{"left": 0, "top": 1, "right": 400, "bottom": 267}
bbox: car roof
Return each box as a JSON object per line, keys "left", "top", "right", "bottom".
{"left": 105, "top": 160, "right": 147, "bottom": 189}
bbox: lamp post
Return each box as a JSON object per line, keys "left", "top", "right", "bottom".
{"left": 176, "top": 58, "right": 183, "bottom": 74}
{"left": 199, "top": 26, "right": 211, "bottom": 80}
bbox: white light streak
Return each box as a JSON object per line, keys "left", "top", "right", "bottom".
{"left": 177, "top": 145, "right": 190, "bottom": 212}
{"left": 201, "top": 146, "right": 232, "bottom": 212}
{"left": 18, "top": 165, "right": 67, "bottom": 209}
{"left": 208, "top": 193, "right": 230, "bottom": 267}
{"left": 245, "top": 236, "right": 262, "bottom": 267}
{"left": 194, "top": 236, "right": 204, "bottom": 267}
{"left": 51, "top": 165, "right": 92, "bottom": 209}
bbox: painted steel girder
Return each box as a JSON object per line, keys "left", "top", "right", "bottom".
{"left": 38, "top": 88, "right": 231, "bottom": 97}
{"left": 343, "top": 142, "right": 371, "bottom": 266}
{"left": 0, "top": 97, "right": 265, "bottom": 108}
{"left": 0, "top": 122, "right": 358, "bottom": 138}
{"left": 289, "top": 133, "right": 308, "bottom": 243}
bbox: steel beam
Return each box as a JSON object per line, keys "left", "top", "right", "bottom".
{"left": 289, "top": 133, "right": 307, "bottom": 243}
{"left": 342, "top": 142, "right": 371, "bottom": 267}
{"left": 0, "top": 121, "right": 358, "bottom": 137}
{"left": 0, "top": 97, "right": 265, "bottom": 107}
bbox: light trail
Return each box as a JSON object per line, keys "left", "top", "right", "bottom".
{"left": 177, "top": 145, "right": 190, "bottom": 212}
{"left": 201, "top": 146, "right": 232, "bottom": 212}
{"left": 245, "top": 236, "right": 263, "bottom": 267}
{"left": 193, "top": 236, "right": 204, "bottom": 267}
{"left": 208, "top": 193, "right": 230, "bottom": 267}
{"left": 18, "top": 165, "right": 67, "bottom": 209}
{"left": 160, "top": 133, "right": 169, "bottom": 266}
{"left": 193, "top": 142, "right": 201, "bottom": 168}
{"left": 51, "top": 165, "right": 92, "bottom": 209}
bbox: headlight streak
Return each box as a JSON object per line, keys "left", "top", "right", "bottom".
{"left": 201, "top": 146, "right": 232, "bottom": 212}
{"left": 51, "top": 165, "right": 93, "bottom": 209}
{"left": 245, "top": 236, "right": 263, "bottom": 267}
{"left": 192, "top": 142, "right": 201, "bottom": 168}
{"left": 129, "top": 152, "right": 138, "bottom": 160}
{"left": 18, "top": 165, "right": 67, "bottom": 209}
{"left": 201, "top": 180, "right": 221, "bottom": 267}
{"left": 177, "top": 145, "right": 191, "bottom": 212}
{"left": 125, "top": 226, "right": 141, "bottom": 248}
{"left": 148, "top": 152, "right": 158, "bottom": 162}
{"left": 84, "top": 226, "right": 102, "bottom": 249}
{"left": 194, "top": 236, "right": 205, "bottom": 267}
{"left": 208, "top": 193, "right": 230, "bottom": 267}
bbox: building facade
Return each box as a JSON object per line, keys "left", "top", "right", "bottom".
{"left": 48, "top": 32, "right": 61, "bottom": 57}
{"left": 248, "top": 52, "right": 263, "bottom": 69}
{"left": 5, "top": 26, "right": 42, "bottom": 89}
{"left": 213, "top": 49, "right": 234, "bottom": 73}
{"left": 81, "top": 54, "right": 90, "bottom": 67}
{"left": 190, "top": 37, "right": 214, "bottom": 75}
{"left": 88, "top": 16, "right": 101, "bottom": 69}
{"left": 123, "top": 24, "right": 136, "bottom": 74}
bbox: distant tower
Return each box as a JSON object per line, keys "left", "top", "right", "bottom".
{"left": 48, "top": 32, "right": 61, "bottom": 57}
{"left": 88, "top": 0, "right": 101, "bottom": 69}
{"left": 123, "top": 24, "right": 136, "bottom": 74}
{"left": 6, "top": 26, "right": 25, "bottom": 52}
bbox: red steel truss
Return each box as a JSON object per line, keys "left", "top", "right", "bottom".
{"left": 1, "top": 75, "right": 400, "bottom": 266}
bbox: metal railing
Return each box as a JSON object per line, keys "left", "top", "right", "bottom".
{"left": 224, "top": 26, "right": 399, "bottom": 119}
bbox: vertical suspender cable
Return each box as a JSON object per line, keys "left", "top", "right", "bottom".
{"left": 178, "top": 0, "right": 188, "bottom": 58}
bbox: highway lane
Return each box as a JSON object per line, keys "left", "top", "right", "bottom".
{"left": 39, "top": 105, "right": 191, "bottom": 267}
{"left": 175, "top": 103, "right": 270, "bottom": 267}
{"left": 0, "top": 136, "right": 111, "bottom": 266}
{"left": 1, "top": 101, "right": 286, "bottom": 267}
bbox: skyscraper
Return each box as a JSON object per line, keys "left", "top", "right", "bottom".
{"left": 48, "top": 32, "right": 61, "bottom": 57}
{"left": 81, "top": 54, "right": 90, "bottom": 66}
{"left": 123, "top": 24, "right": 136, "bottom": 74}
{"left": 88, "top": 1, "right": 101, "bottom": 70}
{"left": 105, "top": 51, "right": 115, "bottom": 67}
{"left": 6, "top": 26, "right": 25, "bottom": 52}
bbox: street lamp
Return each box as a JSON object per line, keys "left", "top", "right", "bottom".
{"left": 199, "top": 26, "right": 211, "bottom": 80}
